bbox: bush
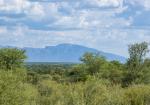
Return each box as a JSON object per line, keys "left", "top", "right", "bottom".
{"left": 123, "top": 85, "right": 150, "bottom": 105}
{"left": 35, "top": 79, "right": 150, "bottom": 105}
{"left": 0, "top": 69, "right": 37, "bottom": 105}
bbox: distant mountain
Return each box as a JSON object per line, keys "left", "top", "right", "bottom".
{"left": 0, "top": 44, "right": 126, "bottom": 63}
{"left": 22, "top": 43, "right": 126, "bottom": 63}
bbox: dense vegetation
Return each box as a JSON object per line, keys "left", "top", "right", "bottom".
{"left": 0, "top": 42, "right": 150, "bottom": 105}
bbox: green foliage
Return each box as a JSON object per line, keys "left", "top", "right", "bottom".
{"left": 123, "top": 42, "right": 150, "bottom": 86}
{"left": 34, "top": 79, "right": 150, "bottom": 105}
{"left": 27, "top": 70, "right": 40, "bottom": 85}
{"left": 0, "top": 48, "right": 26, "bottom": 70}
{"left": 123, "top": 85, "right": 150, "bottom": 105}
{"left": 80, "top": 52, "right": 106, "bottom": 75}
{"left": 26, "top": 64, "right": 71, "bottom": 75}
{"left": 141, "top": 59, "right": 150, "bottom": 84}
{"left": 67, "top": 64, "right": 88, "bottom": 82}
{"left": 0, "top": 42, "right": 150, "bottom": 105}
{"left": 128, "top": 42, "right": 149, "bottom": 64}
{"left": 0, "top": 48, "right": 37, "bottom": 105}
{"left": 99, "top": 61, "right": 124, "bottom": 84}
{"left": 0, "top": 69, "right": 37, "bottom": 105}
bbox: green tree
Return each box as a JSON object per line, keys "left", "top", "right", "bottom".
{"left": 127, "top": 42, "right": 149, "bottom": 67}
{"left": 67, "top": 64, "right": 88, "bottom": 82}
{"left": 97, "top": 60, "right": 124, "bottom": 84}
{"left": 0, "top": 48, "right": 26, "bottom": 70}
{"left": 123, "top": 42, "right": 149, "bottom": 85}
{"left": 0, "top": 48, "right": 38, "bottom": 105}
{"left": 140, "top": 59, "right": 150, "bottom": 84}
{"left": 80, "top": 52, "right": 106, "bottom": 75}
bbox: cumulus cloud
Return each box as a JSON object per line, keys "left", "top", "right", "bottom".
{"left": 0, "top": 0, "right": 30, "bottom": 13}
{"left": 0, "top": 25, "right": 149, "bottom": 56}
{"left": 126, "top": 0, "right": 150, "bottom": 11}
{"left": 27, "top": 2, "right": 45, "bottom": 20}
{"left": 87, "top": 0, "right": 123, "bottom": 7}
{"left": 0, "top": 0, "right": 150, "bottom": 56}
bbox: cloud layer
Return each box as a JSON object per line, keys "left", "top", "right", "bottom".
{"left": 0, "top": 0, "right": 150, "bottom": 56}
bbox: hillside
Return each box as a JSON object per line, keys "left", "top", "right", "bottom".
{"left": 23, "top": 43, "right": 126, "bottom": 63}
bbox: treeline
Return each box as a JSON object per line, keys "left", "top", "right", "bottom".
{"left": 0, "top": 42, "right": 150, "bottom": 105}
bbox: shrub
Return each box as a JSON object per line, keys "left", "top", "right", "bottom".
{"left": 123, "top": 85, "right": 150, "bottom": 105}
{"left": 0, "top": 69, "right": 37, "bottom": 105}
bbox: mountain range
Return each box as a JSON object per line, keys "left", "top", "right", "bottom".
{"left": 23, "top": 44, "right": 126, "bottom": 63}
{"left": 0, "top": 44, "right": 126, "bottom": 63}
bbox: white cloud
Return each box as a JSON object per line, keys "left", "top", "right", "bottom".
{"left": 143, "top": 1, "right": 150, "bottom": 10}
{"left": 0, "top": 24, "right": 150, "bottom": 56}
{"left": 127, "top": 0, "right": 150, "bottom": 11}
{"left": 88, "top": 0, "right": 123, "bottom": 7}
{"left": 0, "top": 0, "right": 150, "bottom": 56}
{"left": 26, "top": 2, "right": 45, "bottom": 20}
{"left": 0, "top": 27, "right": 7, "bottom": 33}
{"left": 0, "top": 0, "right": 4, "bottom": 5}
{"left": 0, "top": 0, "right": 31, "bottom": 13}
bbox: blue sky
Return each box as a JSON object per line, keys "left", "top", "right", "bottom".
{"left": 0, "top": 0, "right": 150, "bottom": 57}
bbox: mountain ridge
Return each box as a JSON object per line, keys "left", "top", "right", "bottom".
{"left": 0, "top": 43, "right": 126, "bottom": 63}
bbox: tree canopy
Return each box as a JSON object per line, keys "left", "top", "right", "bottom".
{"left": 0, "top": 48, "right": 26, "bottom": 70}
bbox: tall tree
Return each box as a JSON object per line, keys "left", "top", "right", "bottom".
{"left": 127, "top": 42, "right": 149, "bottom": 71}
{"left": 128, "top": 42, "right": 149, "bottom": 64}
{"left": 123, "top": 42, "right": 149, "bottom": 85}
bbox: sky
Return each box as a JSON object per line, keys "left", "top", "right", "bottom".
{"left": 0, "top": 0, "right": 150, "bottom": 57}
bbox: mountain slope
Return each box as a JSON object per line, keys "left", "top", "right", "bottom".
{"left": 23, "top": 44, "right": 126, "bottom": 63}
